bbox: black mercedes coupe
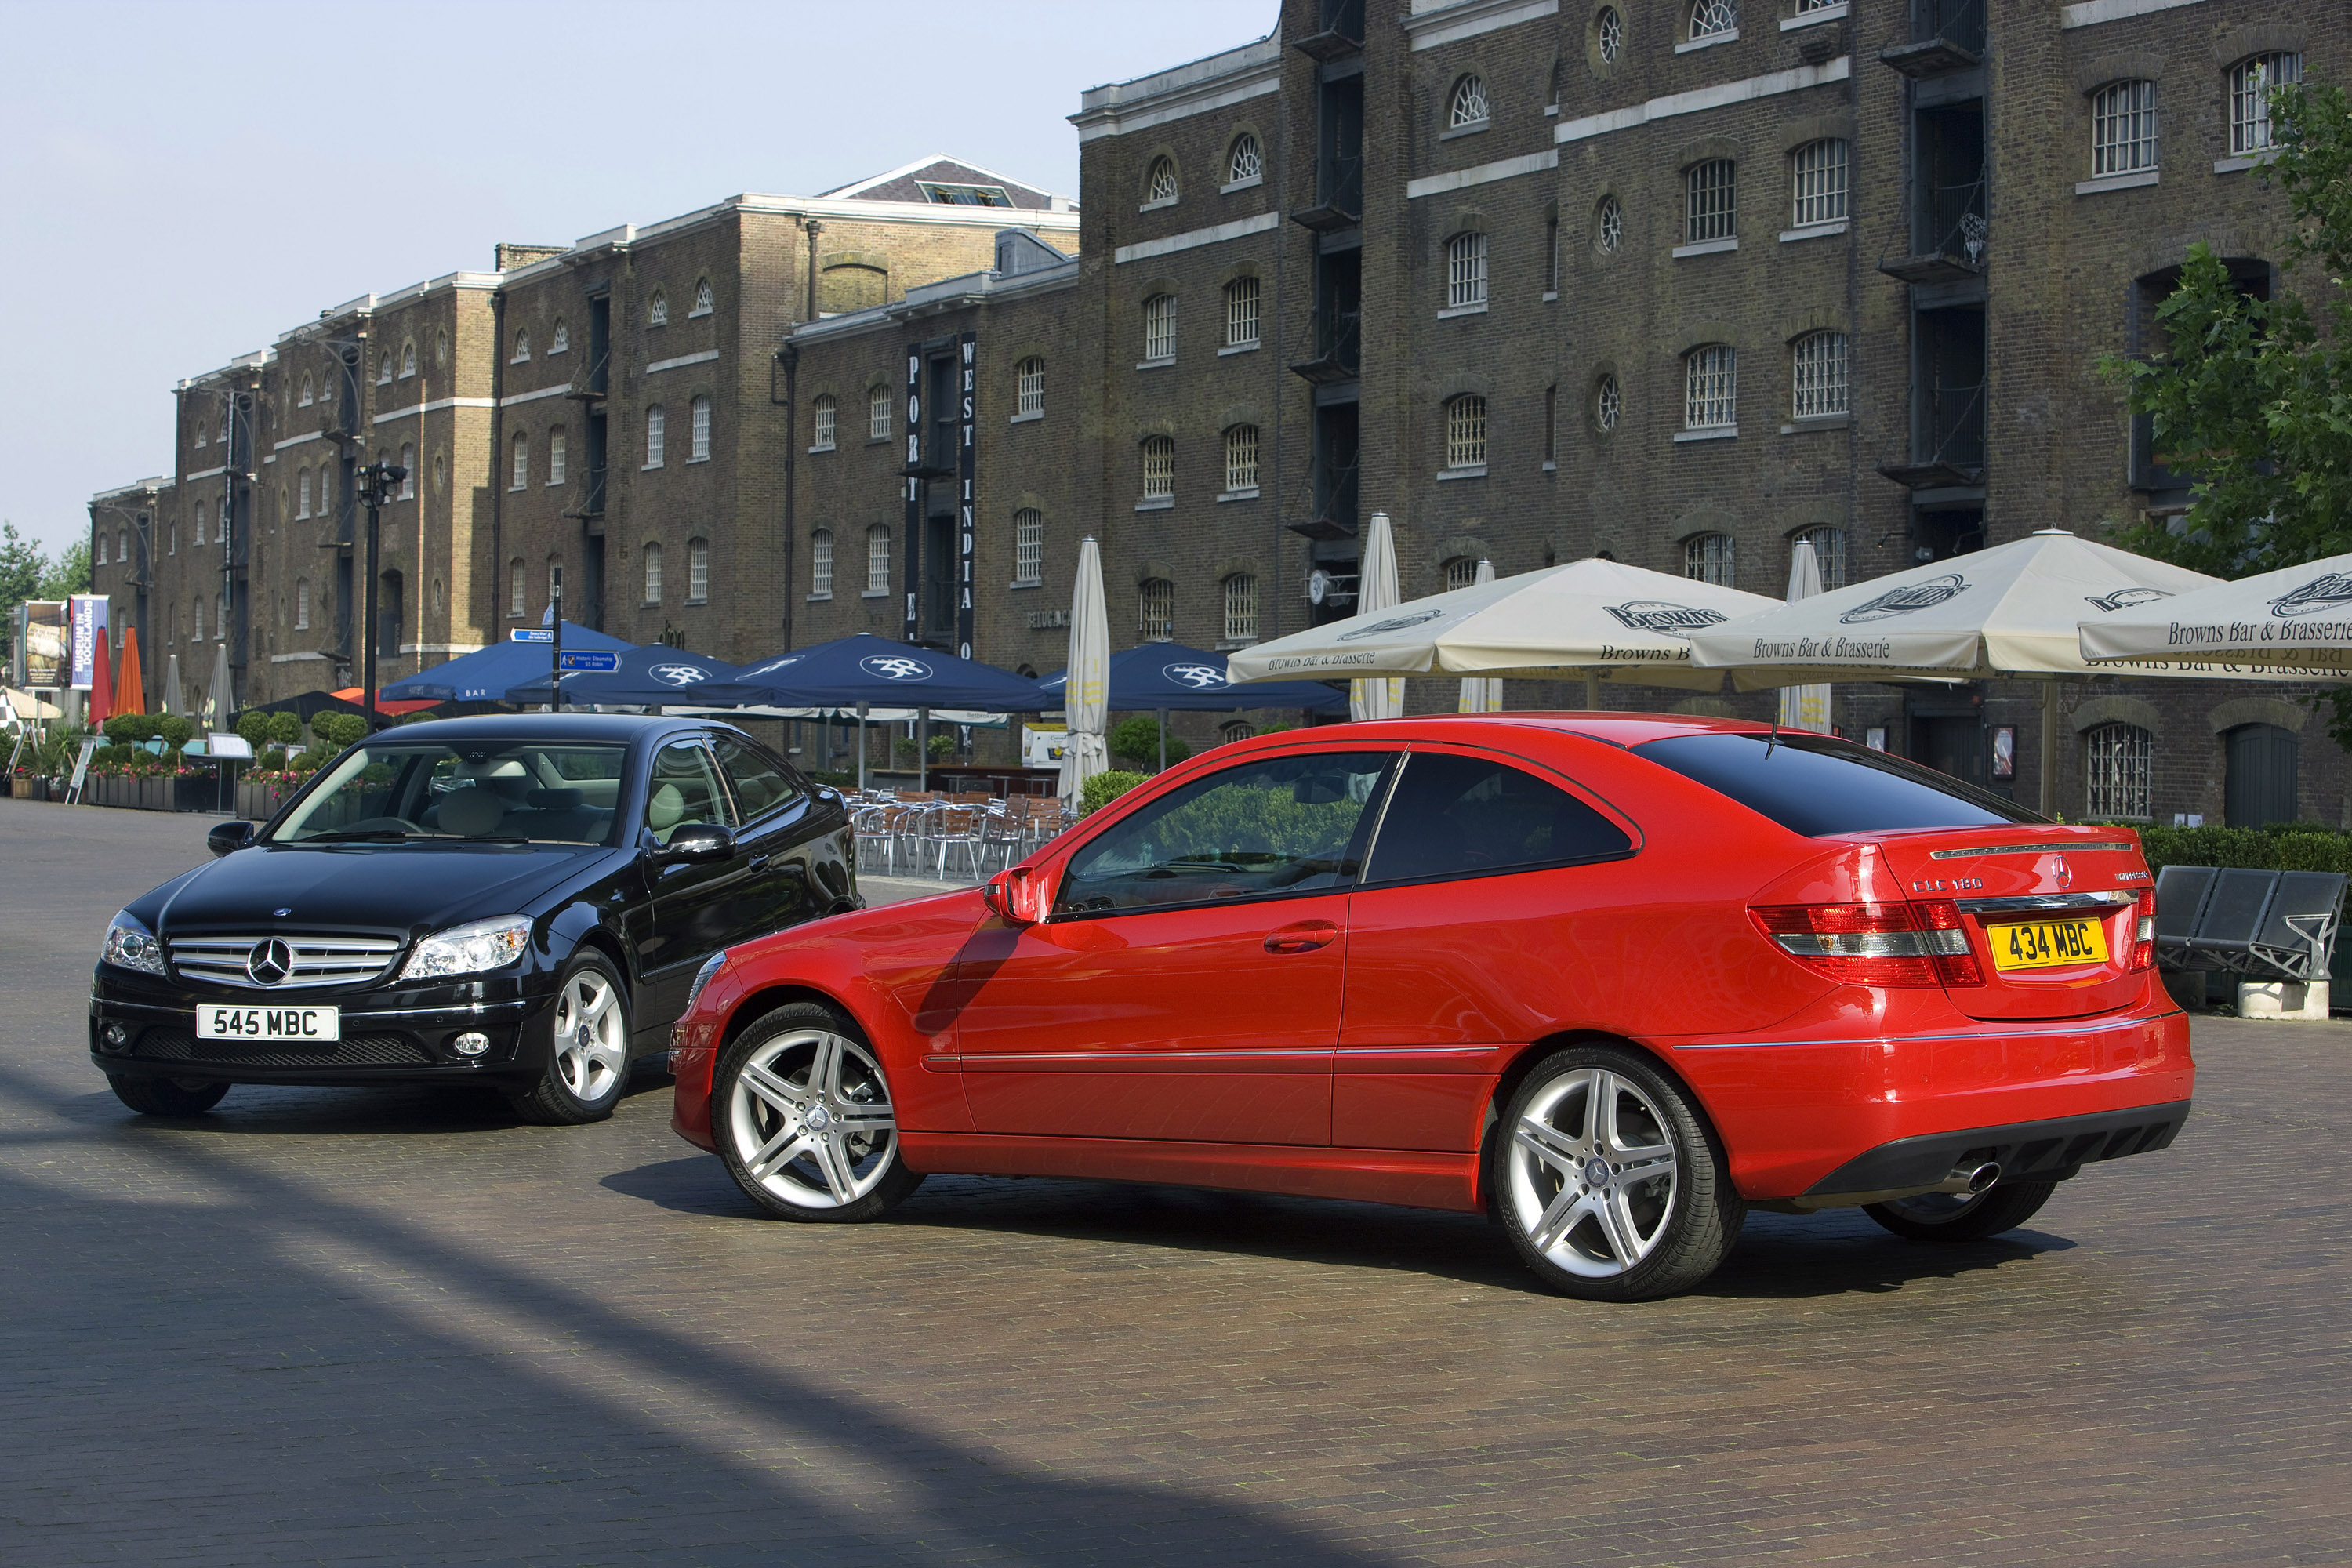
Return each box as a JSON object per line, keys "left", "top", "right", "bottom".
{"left": 89, "top": 714, "right": 856, "bottom": 1123}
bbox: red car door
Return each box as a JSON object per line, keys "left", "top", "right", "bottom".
{"left": 951, "top": 749, "right": 1396, "bottom": 1145}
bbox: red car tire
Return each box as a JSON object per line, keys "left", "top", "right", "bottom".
{"left": 713, "top": 1000, "right": 922, "bottom": 1223}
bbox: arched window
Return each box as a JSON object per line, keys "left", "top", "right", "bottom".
{"left": 95, "top": 535, "right": 107, "bottom": 566}
{"left": 546, "top": 427, "right": 567, "bottom": 485}
{"left": 511, "top": 328, "right": 530, "bottom": 364}
{"left": 432, "top": 450, "right": 446, "bottom": 494}
{"left": 1145, "top": 155, "right": 1179, "bottom": 205}
{"left": 317, "top": 466, "right": 332, "bottom": 512}
{"left": 1223, "top": 574, "right": 1258, "bottom": 643}
{"left": 510, "top": 432, "right": 530, "bottom": 491}
{"left": 2230, "top": 53, "right": 2302, "bottom": 155}
{"left": 691, "top": 277, "right": 713, "bottom": 316}
{"left": 688, "top": 538, "right": 710, "bottom": 602}
{"left": 1138, "top": 578, "right": 1175, "bottom": 641}
{"left": 1683, "top": 532, "right": 1736, "bottom": 586}
{"left": 2092, "top": 80, "right": 2158, "bottom": 176}
{"left": 1015, "top": 357, "right": 1045, "bottom": 417}
{"left": 194, "top": 503, "right": 207, "bottom": 545}
{"left": 1223, "top": 424, "right": 1261, "bottom": 492}
{"left": 811, "top": 528, "right": 835, "bottom": 597}
{"left": 194, "top": 421, "right": 207, "bottom": 448}
{"left": 1444, "top": 557, "right": 1481, "bottom": 592}
{"left": 376, "top": 354, "right": 393, "bottom": 385}
{"left": 299, "top": 374, "right": 314, "bottom": 407}
{"left": 645, "top": 404, "right": 666, "bottom": 467}
{"left": 1595, "top": 194, "right": 1624, "bottom": 254}
{"left": 298, "top": 467, "right": 314, "bottom": 518}
{"left": 549, "top": 318, "right": 569, "bottom": 354}
{"left": 1449, "top": 75, "right": 1490, "bottom": 129}
{"left": 1224, "top": 276, "right": 1261, "bottom": 347}
{"left": 1547, "top": 56, "right": 1564, "bottom": 111}
{"left": 2085, "top": 724, "right": 2154, "bottom": 820}
{"left": 398, "top": 443, "right": 416, "bottom": 498}
{"left": 510, "top": 558, "right": 526, "bottom": 619}
{"left": 643, "top": 542, "right": 663, "bottom": 604}
{"left": 1013, "top": 508, "right": 1044, "bottom": 586}
{"left": 1227, "top": 133, "right": 1261, "bottom": 186}
{"left": 1793, "top": 527, "right": 1848, "bottom": 592}
{"left": 1684, "top": 159, "right": 1737, "bottom": 243}
{"left": 117, "top": 528, "right": 128, "bottom": 564}
{"left": 295, "top": 578, "right": 310, "bottom": 630}
{"left": 1142, "top": 293, "right": 1177, "bottom": 361}
{"left": 1790, "top": 139, "right": 1849, "bottom": 227}
{"left": 648, "top": 289, "right": 669, "bottom": 327}
{"left": 689, "top": 394, "right": 711, "bottom": 462}
{"left": 400, "top": 340, "right": 416, "bottom": 377}
{"left": 869, "top": 383, "right": 892, "bottom": 440}
{"left": 1791, "top": 331, "right": 1849, "bottom": 418}
{"left": 1446, "top": 231, "right": 1489, "bottom": 309}
{"left": 1444, "top": 395, "right": 1488, "bottom": 470}
{"left": 1687, "top": 0, "right": 1736, "bottom": 42}
{"left": 811, "top": 394, "right": 837, "bottom": 451}
{"left": 1220, "top": 720, "right": 1253, "bottom": 746}
{"left": 1596, "top": 6, "right": 1623, "bottom": 62}
{"left": 1685, "top": 345, "right": 1737, "bottom": 429}
{"left": 865, "top": 524, "right": 891, "bottom": 593}
{"left": 437, "top": 330, "right": 449, "bottom": 369}
{"left": 1141, "top": 435, "right": 1176, "bottom": 499}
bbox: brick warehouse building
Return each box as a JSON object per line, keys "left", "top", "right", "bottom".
{"left": 92, "top": 5, "right": 2352, "bottom": 827}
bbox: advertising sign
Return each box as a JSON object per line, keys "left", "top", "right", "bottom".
{"left": 21, "top": 601, "right": 67, "bottom": 691}
{"left": 1022, "top": 724, "right": 1069, "bottom": 768}
{"left": 68, "top": 595, "right": 107, "bottom": 690}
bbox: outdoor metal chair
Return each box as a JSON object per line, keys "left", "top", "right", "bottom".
{"left": 2153, "top": 865, "right": 2220, "bottom": 971}
{"left": 2245, "top": 871, "right": 2347, "bottom": 983}
{"left": 2182, "top": 868, "right": 2283, "bottom": 975}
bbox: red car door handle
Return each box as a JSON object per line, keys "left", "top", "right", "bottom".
{"left": 1264, "top": 921, "right": 1340, "bottom": 954}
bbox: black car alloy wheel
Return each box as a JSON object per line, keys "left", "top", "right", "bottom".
{"left": 509, "top": 949, "right": 633, "bottom": 1126}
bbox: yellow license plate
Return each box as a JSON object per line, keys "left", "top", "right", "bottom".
{"left": 1988, "top": 918, "right": 2110, "bottom": 971}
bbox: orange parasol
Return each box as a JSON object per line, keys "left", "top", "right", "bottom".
{"left": 114, "top": 628, "right": 147, "bottom": 716}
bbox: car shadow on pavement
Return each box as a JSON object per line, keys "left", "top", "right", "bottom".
{"left": 1698, "top": 1210, "right": 2078, "bottom": 1300}
{"left": 49, "top": 1067, "right": 674, "bottom": 1137}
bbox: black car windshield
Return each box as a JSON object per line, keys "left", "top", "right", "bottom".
{"left": 271, "top": 740, "right": 630, "bottom": 845}
{"left": 1634, "top": 731, "right": 2040, "bottom": 837}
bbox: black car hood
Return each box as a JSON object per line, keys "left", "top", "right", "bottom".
{"left": 156, "top": 842, "right": 623, "bottom": 935}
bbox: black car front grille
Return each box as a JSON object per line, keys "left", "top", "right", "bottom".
{"left": 131, "top": 1028, "right": 435, "bottom": 1069}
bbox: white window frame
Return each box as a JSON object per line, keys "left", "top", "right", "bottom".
{"left": 1685, "top": 159, "right": 1737, "bottom": 244}
{"left": 547, "top": 427, "right": 567, "bottom": 486}
{"left": 1683, "top": 532, "right": 1736, "bottom": 586}
{"left": 1222, "top": 574, "right": 1258, "bottom": 644}
{"left": 1791, "top": 331, "right": 1849, "bottom": 419}
{"left": 1013, "top": 509, "right": 1044, "bottom": 586}
{"left": 1224, "top": 425, "right": 1261, "bottom": 492}
{"left": 1142, "top": 294, "right": 1177, "bottom": 362}
{"left": 1225, "top": 276, "right": 1261, "bottom": 347}
{"left": 1790, "top": 139, "right": 1849, "bottom": 227}
{"left": 1595, "top": 373, "right": 1622, "bottom": 433}
{"left": 1445, "top": 395, "right": 1488, "bottom": 470}
{"left": 1139, "top": 578, "right": 1174, "bottom": 641}
{"left": 690, "top": 278, "right": 713, "bottom": 318}
{"left": 2085, "top": 723, "right": 2154, "bottom": 820}
{"left": 1446, "top": 232, "right": 1489, "bottom": 310}
{"left": 1016, "top": 358, "right": 1045, "bottom": 418}
{"left": 511, "top": 328, "right": 530, "bottom": 364}
{"left": 643, "top": 542, "right": 664, "bottom": 605}
{"left": 1687, "top": 0, "right": 1737, "bottom": 42}
{"left": 295, "top": 578, "right": 310, "bottom": 630}
{"left": 398, "top": 443, "right": 416, "bottom": 499}
{"left": 1449, "top": 75, "right": 1490, "bottom": 129}
{"left": 297, "top": 468, "right": 313, "bottom": 519}
{"left": 645, "top": 405, "right": 666, "bottom": 469}
{"left": 1444, "top": 557, "right": 1480, "bottom": 593}
{"left": 648, "top": 291, "right": 669, "bottom": 327}
{"left": 2230, "top": 53, "right": 2301, "bottom": 157}
{"left": 510, "top": 433, "right": 530, "bottom": 492}
{"left": 689, "top": 395, "right": 711, "bottom": 463}
{"left": 510, "top": 559, "right": 526, "bottom": 619}
{"left": 1145, "top": 157, "right": 1179, "bottom": 205}
{"left": 688, "top": 539, "right": 710, "bottom": 603}
{"left": 1794, "top": 526, "right": 1849, "bottom": 592}
{"left": 2092, "top": 79, "right": 2158, "bottom": 177}
{"left": 550, "top": 318, "right": 569, "bottom": 354}
{"left": 1598, "top": 7, "right": 1622, "bottom": 62}
{"left": 866, "top": 524, "right": 891, "bottom": 594}
{"left": 1684, "top": 346, "right": 1737, "bottom": 430}
{"left": 1141, "top": 436, "right": 1175, "bottom": 500}
{"left": 869, "top": 383, "right": 892, "bottom": 440}
{"left": 1227, "top": 134, "right": 1262, "bottom": 185}
{"left": 812, "top": 394, "right": 837, "bottom": 452}
{"left": 811, "top": 528, "right": 835, "bottom": 597}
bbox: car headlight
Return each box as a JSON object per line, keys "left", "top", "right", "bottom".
{"left": 100, "top": 910, "right": 166, "bottom": 977}
{"left": 398, "top": 916, "right": 534, "bottom": 982}
{"left": 683, "top": 952, "right": 725, "bottom": 1016}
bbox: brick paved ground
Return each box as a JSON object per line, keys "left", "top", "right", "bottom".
{"left": 2, "top": 798, "right": 2346, "bottom": 1566}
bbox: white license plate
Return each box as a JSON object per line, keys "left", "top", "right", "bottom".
{"left": 195, "top": 1004, "right": 340, "bottom": 1043}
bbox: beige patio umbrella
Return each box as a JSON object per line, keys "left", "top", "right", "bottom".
{"left": 1057, "top": 535, "right": 1109, "bottom": 804}
{"left": 1456, "top": 559, "right": 1502, "bottom": 714}
{"left": 1351, "top": 511, "right": 1405, "bottom": 722}
{"left": 2079, "top": 550, "right": 2352, "bottom": 677}
{"left": 201, "top": 642, "right": 233, "bottom": 732}
{"left": 162, "top": 653, "right": 187, "bottom": 718}
{"left": 1778, "top": 537, "right": 1831, "bottom": 734}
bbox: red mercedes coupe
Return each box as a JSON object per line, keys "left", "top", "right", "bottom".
{"left": 668, "top": 716, "right": 2191, "bottom": 1301}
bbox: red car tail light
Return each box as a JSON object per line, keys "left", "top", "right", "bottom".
{"left": 1751, "top": 900, "right": 1982, "bottom": 989}
{"left": 2129, "top": 887, "right": 2158, "bottom": 972}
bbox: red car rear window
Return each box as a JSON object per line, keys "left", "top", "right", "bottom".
{"left": 1635, "top": 731, "right": 2039, "bottom": 837}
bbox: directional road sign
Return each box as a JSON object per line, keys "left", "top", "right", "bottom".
{"left": 558, "top": 650, "right": 619, "bottom": 672}
{"left": 510, "top": 628, "right": 553, "bottom": 643}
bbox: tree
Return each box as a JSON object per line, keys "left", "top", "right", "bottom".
{"left": 37, "top": 539, "right": 89, "bottom": 601}
{"left": 2111, "top": 84, "right": 2352, "bottom": 577}
{"left": 0, "top": 522, "right": 42, "bottom": 612}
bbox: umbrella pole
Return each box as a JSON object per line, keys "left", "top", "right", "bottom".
{"left": 857, "top": 702, "right": 869, "bottom": 794}
{"left": 918, "top": 709, "right": 930, "bottom": 793}
{"left": 1583, "top": 673, "right": 1601, "bottom": 711}
{"left": 2039, "top": 681, "right": 2058, "bottom": 818}
{"left": 1157, "top": 707, "right": 1167, "bottom": 772}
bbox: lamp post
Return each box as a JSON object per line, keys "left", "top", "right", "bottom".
{"left": 353, "top": 459, "right": 405, "bottom": 733}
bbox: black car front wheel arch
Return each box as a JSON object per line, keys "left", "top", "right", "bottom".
{"left": 507, "top": 949, "right": 633, "bottom": 1126}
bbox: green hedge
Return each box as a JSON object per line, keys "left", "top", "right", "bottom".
{"left": 2122, "top": 821, "right": 2352, "bottom": 876}
{"left": 1080, "top": 770, "right": 1147, "bottom": 816}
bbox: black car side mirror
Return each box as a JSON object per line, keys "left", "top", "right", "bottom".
{"left": 207, "top": 821, "right": 258, "bottom": 858}
{"left": 654, "top": 822, "right": 736, "bottom": 865}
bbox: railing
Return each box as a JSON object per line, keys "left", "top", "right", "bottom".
{"left": 1911, "top": 0, "right": 1984, "bottom": 55}
{"left": 1922, "top": 381, "right": 1986, "bottom": 474}
{"left": 1919, "top": 178, "right": 1988, "bottom": 268}
{"left": 1319, "top": 151, "right": 1363, "bottom": 219}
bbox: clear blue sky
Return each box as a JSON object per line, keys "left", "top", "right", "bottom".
{"left": 0, "top": 0, "right": 1276, "bottom": 555}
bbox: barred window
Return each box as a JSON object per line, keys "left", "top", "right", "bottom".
{"left": 1790, "top": 139, "right": 1848, "bottom": 227}
{"left": 2092, "top": 80, "right": 2158, "bottom": 176}
{"left": 1597, "top": 7, "right": 1621, "bottom": 62}
{"left": 1223, "top": 574, "right": 1258, "bottom": 643}
{"left": 1445, "top": 394, "right": 1488, "bottom": 470}
{"left": 1791, "top": 331, "right": 1849, "bottom": 419}
{"left": 1225, "top": 275, "right": 1261, "bottom": 347}
{"left": 1687, "top": 0, "right": 1736, "bottom": 41}
{"left": 192, "top": 596, "right": 204, "bottom": 642}
{"left": 512, "top": 328, "right": 531, "bottom": 364}
{"left": 296, "top": 579, "right": 310, "bottom": 630}
{"left": 1013, "top": 509, "right": 1044, "bottom": 586}
{"left": 510, "top": 433, "right": 530, "bottom": 491}
{"left": 811, "top": 394, "right": 836, "bottom": 451}
{"left": 400, "top": 340, "right": 416, "bottom": 377}
{"left": 1595, "top": 194, "right": 1623, "bottom": 254}
{"left": 550, "top": 318, "right": 568, "bottom": 354}
{"left": 2085, "top": 723, "right": 2154, "bottom": 819}
{"left": 1450, "top": 75, "right": 1490, "bottom": 129}
{"left": 811, "top": 529, "right": 834, "bottom": 597}
{"left": 1228, "top": 133, "right": 1262, "bottom": 184}
{"left": 869, "top": 383, "right": 891, "bottom": 440}
{"left": 547, "top": 427, "right": 567, "bottom": 485}
{"left": 376, "top": 354, "right": 392, "bottom": 386}
{"left": 192, "top": 503, "right": 205, "bottom": 546}
{"left": 648, "top": 290, "right": 669, "bottom": 327}
{"left": 688, "top": 538, "right": 710, "bottom": 602}
{"left": 691, "top": 277, "right": 713, "bottom": 316}
{"left": 1683, "top": 532, "right": 1736, "bottom": 587}
{"left": 645, "top": 405, "right": 666, "bottom": 467}
{"left": 690, "top": 394, "right": 711, "bottom": 462}
{"left": 1685, "top": 159, "right": 1737, "bottom": 243}
{"left": 510, "top": 559, "right": 526, "bottom": 619}
{"left": 1446, "top": 231, "right": 1489, "bottom": 309}
{"left": 1141, "top": 435, "right": 1176, "bottom": 499}
{"left": 1685, "top": 345, "right": 1737, "bottom": 429}
{"left": 1016, "top": 357, "right": 1045, "bottom": 416}
{"left": 643, "top": 542, "right": 663, "bottom": 604}
{"left": 2230, "top": 53, "right": 2301, "bottom": 156}
{"left": 1794, "top": 526, "right": 1848, "bottom": 591}
{"left": 1139, "top": 578, "right": 1175, "bottom": 640}
{"left": 95, "top": 535, "right": 107, "bottom": 566}
{"left": 866, "top": 524, "right": 891, "bottom": 594}
{"left": 1594, "top": 373, "right": 1621, "bottom": 432}
{"left": 1145, "top": 156, "right": 1179, "bottom": 204}
{"left": 1143, "top": 293, "right": 1176, "bottom": 361}
{"left": 1444, "top": 557, "right": 1480, "bottom": 592}
{"left": 297, "top": 468, "right": 313, "bottom": 519}
{"left": 1224, "top": 424, "right": 1261, "bottom": 491}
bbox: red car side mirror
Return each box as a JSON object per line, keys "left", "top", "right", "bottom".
{"left": 982, "top": 866, "right": 1050, "bottom": 926}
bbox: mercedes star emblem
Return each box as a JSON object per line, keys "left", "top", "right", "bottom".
{"left": 245, "top": 938, "right": 294, "bottom": 986}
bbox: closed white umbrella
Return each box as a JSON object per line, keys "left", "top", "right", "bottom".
{"left": 1456, "top": 559, "right": 1503, "bottom": 713}
{"left": 1351, "top": 511, "right": 1405, "bottom": 722}
{"left": 2079, "top": 551, "right": 2352, "bottom": 677}
{"left": 1778, "top": 539, "right": 1831, "bottom": 734}
{"left": 201, "top": 643, "right": 233, "bottom": 731}
{"left": 162, "top": 654, "right": 186, "bottom": 718}
{"left": 1058, "top": 535, "right": 1109, "bottom": 804}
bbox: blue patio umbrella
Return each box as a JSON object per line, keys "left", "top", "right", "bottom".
{"left": 1033, "top": 642, "right": 1348, "bottom": 714}
{"left": 503, "top": 644, "right": 747, "bottom": 707}
{"left": 383, "top": 622, "right": 634, "bottom": 702}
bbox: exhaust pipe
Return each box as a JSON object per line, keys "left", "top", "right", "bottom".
{"left": 1935, "top": 1160, "right": 2001, "bottom": 1196}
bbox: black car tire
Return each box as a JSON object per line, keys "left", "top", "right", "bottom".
{"left": 1494, "top": 1044, "right": 1745, "bottom": 1302}
{"left": 108, "top": 1075, "right": 230, "bottom": 1117}
{"left": 507, "top": 949, "right": 633, "bottom": 1127}
{"left": 713, "top": 1000, "right": 921, "bottom": 1224}
{"left": 1864, "top": 1179, "right": 2058, "bottom": 1243}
